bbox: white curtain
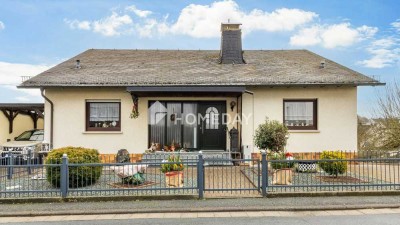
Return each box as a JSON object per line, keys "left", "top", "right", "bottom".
{"left": 284, "top": 102, "right": 313, "bottom": 126}
{"left": 89, "top": 103, "right": 119, "bottom": 122}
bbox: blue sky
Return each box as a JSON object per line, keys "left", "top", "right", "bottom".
{"left": 0, "top": 0, "right": 399, "bottom": 116}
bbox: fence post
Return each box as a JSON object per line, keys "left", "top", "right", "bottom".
{"left": 27, "top": 149, "right": 32, "bottom": 175}
{"left": 261, "top": 151, "right": 267, "bottom": 197}
{"left": 197, "top": 153, "right": 204, "bottom": 199}
{"left": 7, "top": 154, "right": 13, "bottom": 180}
{"left": 60, "top": 154, "right": 69, "bottom": 198}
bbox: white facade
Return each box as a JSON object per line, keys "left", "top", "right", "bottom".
{"left": 44, "top": 86, "right": 357, "bottom": 154}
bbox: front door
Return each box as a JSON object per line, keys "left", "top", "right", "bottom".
{"left": 199, "top": 102, "right": 226, "bottom": 150}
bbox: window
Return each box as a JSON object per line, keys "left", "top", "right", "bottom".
{"left": 86, "top": 102, "right": 121, "bottom": 131}
{"left": 283, "top": 99, "right": 317, "bottom": 130}
{"left": 205, "top": 107, "right": 219, "bottom": 129}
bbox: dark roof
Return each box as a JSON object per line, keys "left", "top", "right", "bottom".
{"left": 0, "top": 103, "right": 44, "bottom": 110}
{"left": 19, "top": 49, "right": 383, "bottom": 88}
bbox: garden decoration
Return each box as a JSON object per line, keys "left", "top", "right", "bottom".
{"left": 161, "top": 155, "right": 185, "bottom": 187}
{"left": 130, "top": 94, "right": 139, "bottom": 119}
{"left": 116, "top": 149, "right": 130, "bottom": 163}
{"left": 113, "top": 164, "right": 148, "bottom": 185}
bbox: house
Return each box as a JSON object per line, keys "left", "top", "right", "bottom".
{"left": 0, "top": 104, "right": 44, "bottom": 143}
{"left": 19, "top": 23, "right": 383, "bottom": 156}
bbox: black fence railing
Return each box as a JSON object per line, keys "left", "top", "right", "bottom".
{"left": 1, "top": 151, "right": 400, "bottom": 199}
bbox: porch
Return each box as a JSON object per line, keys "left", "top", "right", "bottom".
{"left": 127, "top": 86, "right": 247, "bottom": 153}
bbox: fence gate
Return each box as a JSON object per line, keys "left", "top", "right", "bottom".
{"left": 199, "top": 154, "right": 262, "bottom": 198}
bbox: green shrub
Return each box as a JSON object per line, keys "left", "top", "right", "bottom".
{"left": 254, "top": 119, "right": 289, "bottom": 153}
{"left": 269, "top": 152, "right": 295, "bottom": 169}
{"left": 45, "top": 147, "right": 102, "bottom": 188}
{"left": 319, "top": 150, "right": 348, "bottom": 177}
{"left": 161, "top": 155, "right": 184, "bottom": 173}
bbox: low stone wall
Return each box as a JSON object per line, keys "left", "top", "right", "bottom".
{"left": 251, "top": 152, "right": 358, "bottom": 160}
{"left": 99, "top": 154, "right": 143, "bottom": 163}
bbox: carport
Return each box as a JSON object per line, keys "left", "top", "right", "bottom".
{"left": 0, "top": 103, "right": 44, "bottom": 134}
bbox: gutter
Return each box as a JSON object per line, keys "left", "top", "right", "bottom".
{"left": 40, "top": 88, "right": 54, "bottom": 149}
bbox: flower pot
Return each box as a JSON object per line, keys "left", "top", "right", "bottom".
{"left": 272, "top": 168, "right": 293, "bottom": 185}
{"left": 164, "top": 171, "right": 184, "bottom": 187}
{"left": 251, "top": 153, "right": 261, "bottom": 161}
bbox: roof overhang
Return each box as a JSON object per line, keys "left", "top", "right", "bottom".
{"left": 126, "top": 86, "right": 246, "bottom": 97}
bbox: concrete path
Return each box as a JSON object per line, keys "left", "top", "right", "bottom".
{"left": 1, "top": 208, "right": 400, "bottom": 224}
{"left": 1, "top": 195, "right": 400, "bottom": 217}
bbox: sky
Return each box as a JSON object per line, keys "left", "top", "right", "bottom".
{"left": 0, "top": 0, "right": 399, "bottom": 117}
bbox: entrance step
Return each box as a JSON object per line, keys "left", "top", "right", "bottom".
{"left": 141, "top": 151, "right": 233, "bottom": 166}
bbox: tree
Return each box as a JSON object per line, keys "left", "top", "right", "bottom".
{"left": 254, "top": 119, "right": 289, "bottom": 152}
{"left": 374, "top": 82, "right": 400, "bottom": 150}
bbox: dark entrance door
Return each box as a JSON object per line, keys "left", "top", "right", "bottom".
{"left": 199, "top": 102, "right": 226, "bottom": 150}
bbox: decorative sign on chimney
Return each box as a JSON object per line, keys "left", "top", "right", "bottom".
{"left": 219, "top": 23, "right": 245, "bottom": 64}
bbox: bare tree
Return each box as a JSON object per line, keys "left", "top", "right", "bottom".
{"left": 374, "top": 82, "right": 400, "bottom": 150}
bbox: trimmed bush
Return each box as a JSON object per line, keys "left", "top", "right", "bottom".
{"left": 319, "top": 150, "right": 347, "bottom": 177}
{"left": 45, "top": 147, "right": 102, "bottom": 188}
{"left": 254, "top": 119, "right": 289, "bottom": 153}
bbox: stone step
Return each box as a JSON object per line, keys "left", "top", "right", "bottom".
{"left": 141, "top": 151, "right": 233, "bottom": 166}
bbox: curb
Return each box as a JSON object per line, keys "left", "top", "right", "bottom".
{"left": 1, "top": 204, "right": 400, "bottom": 217}
{"left": 2, "top": 190, "right": 400, "bottom": 204}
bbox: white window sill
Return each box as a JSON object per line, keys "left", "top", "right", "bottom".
{"left": 289, "top": 130, "right": 320, "bottom": 133}
{"left": 82, "top": 131, "right": 123, "bottom": 134}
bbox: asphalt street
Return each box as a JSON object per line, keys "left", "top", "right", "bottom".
{"left": 3, "top": 213, "right": 400, "bottom": 225}
{"left": 2, "top": 195, "right": 400, "bottom": 217}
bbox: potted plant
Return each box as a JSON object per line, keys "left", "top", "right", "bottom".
{"left": 161, "top": 155, "right": 185, "bottom": 187}
{"left": 269, "top": 152, "right": 295, "bottom": 185}
{"left": 254, "top": 119, "right": 292, "bottom": 185}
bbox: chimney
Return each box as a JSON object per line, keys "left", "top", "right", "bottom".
{"left": 219, "top": 23, "right": 245, "bottom": 64}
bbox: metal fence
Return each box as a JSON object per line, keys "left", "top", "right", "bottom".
{"left": 1, "top": 151, "right": 400, "bottom": 199}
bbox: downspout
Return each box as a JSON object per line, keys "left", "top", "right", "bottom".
{"left": 244, "top": 90, "right": 255, "bottom": 154}
{"left": 40, "top": 88, "right": 54, "bottom": 149}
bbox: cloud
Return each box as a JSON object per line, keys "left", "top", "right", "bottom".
{"left": 0, "top": 61, "right": 51, "bottom": 100}
{"left": 64, "top": 12, "right": 133, "bottom": 37}
{"left": 92, "top": 12, "right": 133, "bottom": 36}
{"left": 357, "top": 19, "right": 400, "bottom": 69}
{"left": 391, "top": 19, "right": 400, "bottom": 32}
{"left": 65, "top": 1, "right": 317, "bottom": 38}
{"left": 125, "top": 5, "right": 152, "bottom": 18}
{"left": 168, "top": 1, "right": 317, "bottom": 38}
{"left": 358, "top": 37, "right": 400, "bottom": 68}
{"left": 0, "top": 21, "right": 4, "bottom": 30}
{"left": 64, "top": 19, "right": 91, "bottom": 30}
{"left": 290, "top": 23, "right": 378, "bottom": 48}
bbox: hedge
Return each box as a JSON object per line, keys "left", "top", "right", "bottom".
{"left": 45, "top": 147, "right": 102, "bottom": 188}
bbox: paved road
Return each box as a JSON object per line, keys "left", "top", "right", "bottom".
{"left": 1, "top": 208, "right": 400, "bottom": 225}
{"left": 12, "top": 215, "right": 400, "bottom": 225}
{"left": 2, "top": 196, "right": 400, "bottom": 216}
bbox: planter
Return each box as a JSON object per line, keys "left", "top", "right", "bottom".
{"left": 164, "top": 171, "right": 184, "bottom": 187}
{"left": 272, "top": 168, "right": 293, "bottom": 185}
{"left": 297, "top": 161, "right": 317, "bottom": 173}
{"left": 251, "top": 153, "right": 261, "bottom": 161}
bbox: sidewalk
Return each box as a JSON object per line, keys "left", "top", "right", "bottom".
{"left": 1, "top": 196, "right": 400, "bottom": 217}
